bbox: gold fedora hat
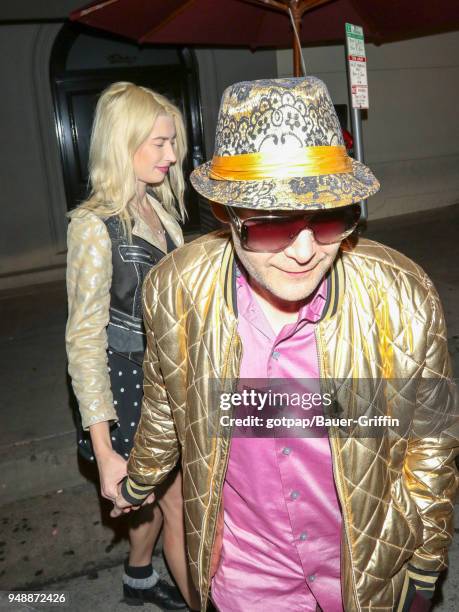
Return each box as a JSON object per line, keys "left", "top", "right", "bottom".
{"left": 191, "top": 77, "right": 379, "bottom": 210}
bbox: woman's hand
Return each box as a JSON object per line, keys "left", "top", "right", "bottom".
{"left": 97, "top": 449, "right": 127, "bottom": 501}
{"left": 89, "top": 421, "right": 127, "bottom": 501}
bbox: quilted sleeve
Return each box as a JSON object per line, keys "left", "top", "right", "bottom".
{"left": 65, "top": 212, "right": 117, "bottom": 430}
{"left": 126, "top": 271, "right": 180, "bottom": 493}
{"left": 404, "top": 281, "right": 459, "bottom": 573}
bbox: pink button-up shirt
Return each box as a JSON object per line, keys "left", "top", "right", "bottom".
{"left": 211, "top": 267, "right": 343, "bottom": 612}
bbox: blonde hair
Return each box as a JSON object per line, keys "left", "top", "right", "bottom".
{"left": 73, "top": 81, "right": 187, "bottom": 237}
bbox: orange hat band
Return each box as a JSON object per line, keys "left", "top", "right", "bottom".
{"left": 209, "top": 146, "right": 352, "bottom": 181}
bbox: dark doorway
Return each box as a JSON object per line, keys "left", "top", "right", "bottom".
{"left": 50, "top": 24, "right": 205, "bottom": 235}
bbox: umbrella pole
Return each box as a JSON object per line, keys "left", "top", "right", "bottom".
{"left": 257, "top": 0, "right": 334, "bottom": 76}
{"left": 256, "top": 0, "right": 305, "bottom": 76}
{"left": 288, "top": 1, "right": 311, "bottom": 77}
{"left": 292, "top": 10, "right": 302, "bottom": 76}
{"left": 289, "top": 0, "right": 335, "bottom": 75}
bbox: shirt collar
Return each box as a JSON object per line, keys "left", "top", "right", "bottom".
{"left": 236, "top": 263, "right": 328, "bottom": 325}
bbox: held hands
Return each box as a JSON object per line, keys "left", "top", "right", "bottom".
{"left": 110, "top": 483, "right": 156, "bottom": 518}
{"left": 89, "top": 422, "right": 154, "bottom": 516}
{"left": 93, "top": 444, "right": 155, "bottom": 518}
{"left": 110, "top": 486, "right": 134, "bottom": 518}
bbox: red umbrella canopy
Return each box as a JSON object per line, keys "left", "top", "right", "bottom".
{"left": 71, "top": 0, "right": 459, "bottom": 47}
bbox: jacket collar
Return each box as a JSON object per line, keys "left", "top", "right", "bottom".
{"left": 220, "top": 239, "right": 345, "bottom": 322}
{"left": 321, "top": 252, "right": 345, "bottom": 320}
{"left": 132, "top": 194, "right": 184, "bottom": 251}
{"left": 220, "top": 240, "right": 237, "bottom": 316}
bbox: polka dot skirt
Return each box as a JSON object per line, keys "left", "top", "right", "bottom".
{"left": 77, "top": 351, "right": 143, "bottom": 462}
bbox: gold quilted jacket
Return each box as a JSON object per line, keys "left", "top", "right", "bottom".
{"left": 128, "top": 231, "right": 458, "bottom": 611}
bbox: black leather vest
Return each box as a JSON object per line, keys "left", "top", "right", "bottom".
{"left": 104, "top": 216, "right": 175, "bottom": 365}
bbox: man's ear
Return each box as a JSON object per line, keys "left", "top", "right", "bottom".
{"left": 210, "top": 203, "right": 230, "bottom": 224}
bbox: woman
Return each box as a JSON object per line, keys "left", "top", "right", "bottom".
{"left": 66, "top": 82, "right": 197, "bottom": 610}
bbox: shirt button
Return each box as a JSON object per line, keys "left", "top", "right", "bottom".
{"left": 282, "top": 447, "right": 291, "bottom": 455}
{"left": 299, "top": 532, "right": 308, "bottom": 541}
{"left": 290, "top": 490, "right": 299, "bottom": 500}
{"left": 308, "top": 574, "right": 316, "bottom": 582}
{"left": 272, "top": 351, "right": 280, "bottom": 360}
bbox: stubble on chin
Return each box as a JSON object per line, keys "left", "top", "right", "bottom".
{"left": 231, "top": 229, "right": 336, "bottom": 304}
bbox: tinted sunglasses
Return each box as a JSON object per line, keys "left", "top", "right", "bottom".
{"left": 227, "top": 204, "right": 361, "bottom": 252}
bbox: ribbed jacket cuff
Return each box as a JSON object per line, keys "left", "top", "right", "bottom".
{"left": 397, "top": 565, "right": 440, "bottom": 611}
{"left": 120, "top": 477, "right": 155, "bottom": 505}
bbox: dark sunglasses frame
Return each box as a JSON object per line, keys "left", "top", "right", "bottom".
{"left": 227, "top": 204, "right": 361, "bottom": 252}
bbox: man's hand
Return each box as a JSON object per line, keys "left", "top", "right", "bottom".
{"left": 96, "top": 449, "right": 127, "bottom": 501}
{"left": 110, "top": 482, "right": 156, "bottom": 518}
{"left": 110, "top": 489, "right": 134, "bottom": 518}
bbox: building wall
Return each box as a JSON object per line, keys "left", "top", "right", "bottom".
{"left": 277, "top": 31, "right": 459, "bottom": 220}
{"left": 0, "top": 23, "right": 67, "bottom": 291}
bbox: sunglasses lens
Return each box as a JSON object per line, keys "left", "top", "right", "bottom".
{"left": 241, "top": 205, "right": 360, "bottom": 251}
{"left": 311, "top": 205, "right": 360, "bottom": 244}
{"left": 244, "top": 216, "right": 306, "bottom": 252}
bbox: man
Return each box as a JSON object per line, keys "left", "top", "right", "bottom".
{"left": 113, "top": 78, "right": 458, "bottom": 611}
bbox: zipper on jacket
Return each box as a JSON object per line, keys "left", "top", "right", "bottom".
{"left": 202, "top": 424, "right": 234, "bottom": 609}
{"left": 315, "top": 325, "right": 361, "bottom": 612}
{"left": 201, "top": 323, "right": 240, "bottom": 610}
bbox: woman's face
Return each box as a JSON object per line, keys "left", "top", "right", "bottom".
{"left": 133, "top": 114, "right": 177, "bottom": 188}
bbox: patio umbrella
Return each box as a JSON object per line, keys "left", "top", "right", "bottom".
{"left": 71, "top": 0, "right": 459, "bottom": 77}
